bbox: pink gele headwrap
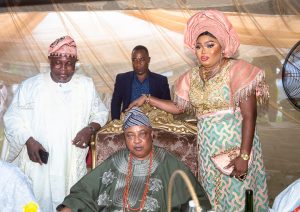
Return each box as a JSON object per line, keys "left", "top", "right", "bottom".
{"left": 48, "top": 36, "right": 77, "bottom": 58}
{"left": 184, "top": 10, "right": 240, "bottom": 58}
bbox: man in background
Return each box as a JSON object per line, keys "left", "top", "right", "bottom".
{"left": 1, "top": 36, "right": 108, "bottom": 211}
{"left": 111, "top": 45, "right": 171, "bottom": 120}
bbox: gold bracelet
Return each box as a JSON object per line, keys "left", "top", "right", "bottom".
{"left": 143, "top": 94, "right": 150, "bottom": 104}
{"left": 240, "top": 153, "right": 250, "bottom": 161}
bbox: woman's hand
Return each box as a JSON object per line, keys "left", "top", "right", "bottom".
{"left": 126, "top": 95, "right": 147, "bottom": 111}
{"left": 226, "top": 156, "right": 248, "bottom": 181}
{"left": 126, "top": 95, "right": 184, "bottom": 115}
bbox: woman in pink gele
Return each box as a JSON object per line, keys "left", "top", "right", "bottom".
{"left": 128, "top": 10, "right": 269, "bottom": 211}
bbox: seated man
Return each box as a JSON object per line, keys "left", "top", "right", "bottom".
{"left": 0, "top": 160, "right": 39, "bottom": 211}
{"left": 57, "top": 107, "right": 211, "bottom": 211}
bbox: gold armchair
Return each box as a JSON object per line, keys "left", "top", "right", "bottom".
{"left": 92, "top": 104, "right": 199, "bottom": 177}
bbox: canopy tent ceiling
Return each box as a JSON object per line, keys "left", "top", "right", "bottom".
{"left": 0, "top": 0, "right": 299, "bottom": 97}
{"left": 0, "top": 0, "right": 299, "bottom": 14}
{"left": 0, "top": 10, "right": 299, "bottom": 90}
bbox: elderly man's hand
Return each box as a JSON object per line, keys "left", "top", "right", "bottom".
{"left": 72, "top": 127, "right": 93, "bottom": 148}
{"left": 25, "top": 137, "right": 46, "bottom": 165}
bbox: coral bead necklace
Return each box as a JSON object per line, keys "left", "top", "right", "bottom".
{"left": 122, "top": 146, "right": 154, "bottom": 212}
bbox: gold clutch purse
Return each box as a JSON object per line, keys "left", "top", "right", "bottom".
{"left": 210, "top": 147, "right": 253, "bottom": 176}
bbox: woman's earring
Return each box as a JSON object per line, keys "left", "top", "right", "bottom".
{"left": 220, "top": 51, "right": 225, "bottom": 63}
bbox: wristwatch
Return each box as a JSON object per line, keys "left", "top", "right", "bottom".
{"left": 240, "top": 153, "right": 250, "bottom": 161}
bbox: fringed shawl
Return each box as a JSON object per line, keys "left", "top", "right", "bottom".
{"left": 173, "top": 59, "right": 269, "bottom": 111}
{"left": 229, "top": 59, "right": 269, "bottom": 108}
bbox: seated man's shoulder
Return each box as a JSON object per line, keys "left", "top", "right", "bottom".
{"left": 91, "top": 149, "right": 128, "bottom": 176}
{"left": 155, "top": 147, "right": 177, "bottom": 163}
{"left": 156, "top": 147, "right": 190, "bottom": 171}
{"left": 110, "top": 148, "right": 128, "bottom": 159}
{"left": 96, "top": 148, "right": 128, "bottom": 168}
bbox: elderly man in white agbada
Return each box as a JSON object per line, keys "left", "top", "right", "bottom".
{"left": 1, "top": 36, "right": 108, "bottom": 212}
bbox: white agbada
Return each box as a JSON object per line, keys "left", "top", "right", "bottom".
{"left": 0, "top": 160, "right": 39, "bottom": 211}
{"left": 1, "top": 71, "right": 108, "bottom": 212}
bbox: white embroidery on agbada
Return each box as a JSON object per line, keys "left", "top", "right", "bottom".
{"left": 97, "top": 191, "right": 112, "bottom": 206}
{"left": 143, "top": 196, "right": 160, "bottom": 212}
{"left": 101, "top": 169, "right": 116, "bottom": 186}
{"left": 149, "top": 178, "right": 163, "bottom": 192}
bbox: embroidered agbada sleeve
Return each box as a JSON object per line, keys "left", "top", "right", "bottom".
{"left": 88, "top": 80, "right": 109, "bottom": 127}
{"left": 173, "top": 70, "right": 193, "bottom": 112}
{"left": 3, "top": 83, "right": 33, "bottom": 147}
{"left": 229, "top": 59, "right": 269, "bottom": 107}
{"left": 58, "top": 158, "right": 114, "bottom": 211}
{"left": 2, "top": 82, "right": 35, "bottom": 162}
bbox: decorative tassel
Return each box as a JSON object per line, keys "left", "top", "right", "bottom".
{"left": 233, "top": 71, "right": 269, "bottom": 107}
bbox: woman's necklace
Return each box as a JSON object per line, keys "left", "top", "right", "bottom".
{"left": 200, "top": 58, "right": 227, "bottom": 82}
{"left": 122, "top": 146, "right": 154, "bottom": 212}
{"left": 201, "top": 66, "right": 219, "bottom": 81}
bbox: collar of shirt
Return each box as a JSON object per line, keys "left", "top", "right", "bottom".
{"left": 130, "top": 72, "right": 150, "bottom": 102}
